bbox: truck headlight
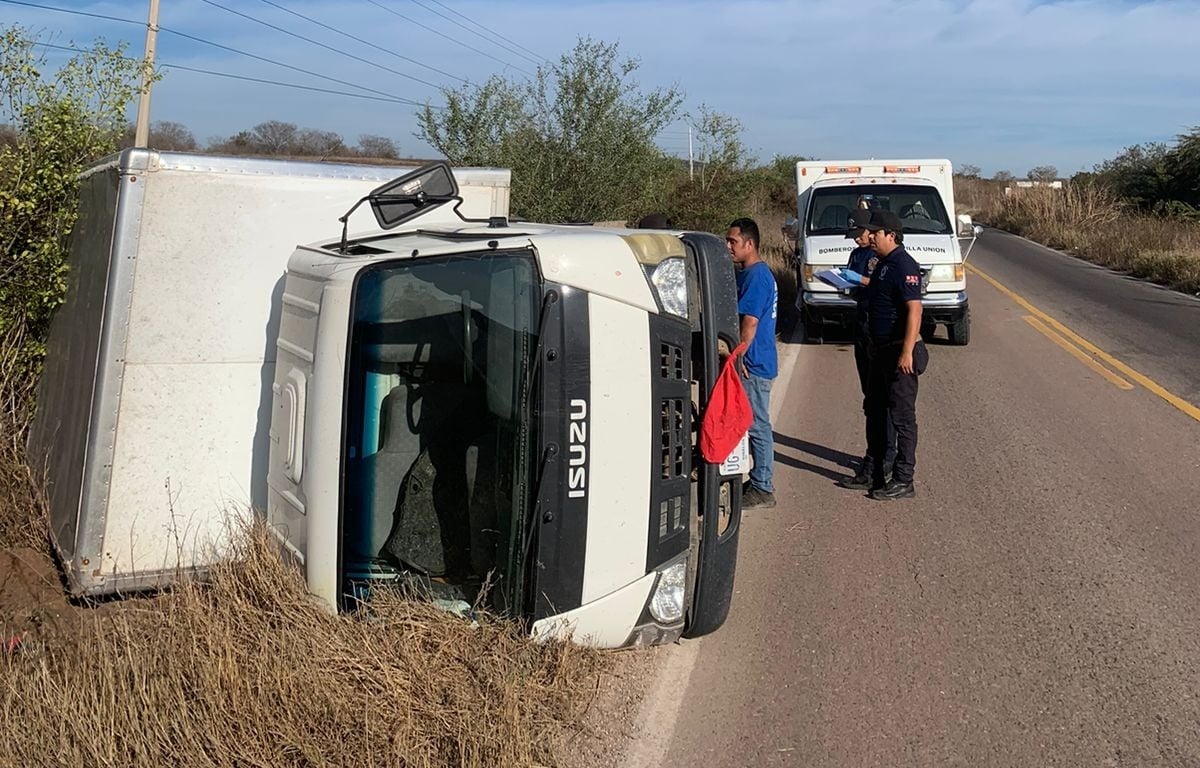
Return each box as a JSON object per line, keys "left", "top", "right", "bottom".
{"left": 929, "top": 264, "right": 963, "bottom": 282}
{"left": 649, "top": 560, "right": 687, "bottom": 624}
{"left": 649, "top": 257, "right": 689, "bottom": 319}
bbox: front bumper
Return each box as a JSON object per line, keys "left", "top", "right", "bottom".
{"left": 919, "top": 291, "right": 969, "bottom": 323}
{"left": 800, "top": 290, "right": 968, "bottom": 325}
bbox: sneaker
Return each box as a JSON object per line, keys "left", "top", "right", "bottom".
{"left": 870, "top": 479, "right": 915, "bottom": 500}
{"left": 741, "top": 486, "right": 777, "bottom": 509}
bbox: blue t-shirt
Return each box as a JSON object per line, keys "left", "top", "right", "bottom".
{"left": 864, "top": 245, "right": 922, "bottom": 340}
{"left": 735, "top": 261, "right": 778, "bottom": 378}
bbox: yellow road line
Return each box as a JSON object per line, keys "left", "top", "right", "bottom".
{"left": 1021, "top": 315, "right": 1134, "bottom": 390}
{"left": 969, "top": 264, "right": 1200, "bottom": 423}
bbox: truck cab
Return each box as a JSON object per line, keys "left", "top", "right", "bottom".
{"left": 266, "top": 164, "right": 745, "bottom": 648}
{"left": 789, "top": 160, "right": 977, "bottom": 345}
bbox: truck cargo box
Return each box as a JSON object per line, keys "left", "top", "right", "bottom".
{"left": 27, "top": 149, "right": 510, "bottom": 596}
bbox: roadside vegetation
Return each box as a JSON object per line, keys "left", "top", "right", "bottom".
{"left": 955, "top": 132, "right": 1200, "bottom": 295}
{"left": 1, "top": 524, "right": 601, "bottom": 767}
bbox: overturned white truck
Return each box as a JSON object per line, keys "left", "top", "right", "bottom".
{"left": 29, "top": 150, "right": 745, "bottom": 648}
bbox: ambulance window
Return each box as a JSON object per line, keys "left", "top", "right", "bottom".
{"left": 808, "top": 185, "right": 951, "bottom": 235}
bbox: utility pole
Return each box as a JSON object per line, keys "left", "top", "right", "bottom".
{"left": 133, "top": 0, "right": 161, "bottom": 148}
{"left": 688, "top": 125, "right": 694, "bottom": 182}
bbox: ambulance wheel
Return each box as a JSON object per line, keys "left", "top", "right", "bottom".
{"left": 948, "top": 313, "right": 970, "bottom": 346}
{"left": 802, "top": 309, "right": 823, "bottom": 344}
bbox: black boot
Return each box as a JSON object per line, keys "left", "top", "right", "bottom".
{"left": 840, "top": 453, "right": 878, "bottom": 489}
{"left": 870, "top": 479, "right": 915, "bottom": 500}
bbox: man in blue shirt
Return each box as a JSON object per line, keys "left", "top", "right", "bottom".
{"left": 837, "top": 208, "right": 896, "bottom": 490}
{"left": 726, "top": 218, "right": 778, "bottom": 509}
{"left": 861, "top": 210, "right": 929, "bottom": 500}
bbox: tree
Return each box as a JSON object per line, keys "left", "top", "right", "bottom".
{"left": 119, "top": 119, "right": 197, "bottom": 151}
{"left": 993, "top": 170, "right": 1015, "bottom": 183}
{"left": 356, "top": 134, "right": 398, "bottom": 159}
{"left": 0, "top": 26, "right": 147, "bottom": 381}
{"left": 1092, "top": 142, "right": 1171, "bottom": 210}
{"left": 663, "top": 106, "right": 754, "bottom": 231}
{"left": 1027, "top": 165, "right": 1059, "bottom": 182}
{"left": 418, "top": 37, "right": 682, "bottom": 223}
{"left": 292, "top": 128, "right": 344, "bottom": 157}
{"left": 250, "top": 120, "right": 297, "bottom": 155}
{"left": 956, "top": 163, "right": 981, "bottom": 179}
{"left": 1163, "top": 126, "right": 1200, "bottom": 208}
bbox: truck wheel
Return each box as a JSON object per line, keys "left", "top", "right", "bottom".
{"left": 948, "top": 313, "right": 970, "bottom": 346}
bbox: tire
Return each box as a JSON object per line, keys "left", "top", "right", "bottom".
{"left": 802, "top": 309, "right": 823, "bottom": 344}
{"left": 948, "top": 310, "right": 970, "bottom": 346}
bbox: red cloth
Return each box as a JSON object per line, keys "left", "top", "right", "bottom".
{"left": 700, "top": 343, "right": 752, "bottom": 464}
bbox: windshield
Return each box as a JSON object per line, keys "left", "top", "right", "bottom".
{"left": 807, "top": 184, "right": 952, "bottom": 235}
{"left": 341, "top": 252, "right": 539, "bottom": 614}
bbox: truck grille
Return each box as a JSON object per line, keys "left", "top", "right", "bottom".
{"left": 660, "top": 398, "right": 686, "bottom": 479}
{"left": 648, "top": 319, "right": 692, "bottom": 564}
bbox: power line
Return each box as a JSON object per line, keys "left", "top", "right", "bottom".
{"left": 419, "top": 0, "right": 545, "bottom": 64}
{"left": 405, "top": 0, "right": 542, "bottom": 67}
{"left": 0, "top": 0, "right": 433, "bottom": 106}
{"left": 198, "top": 0, "right": 463, "bottom": 89}
{"left": 258, "top": 0, "right": 511, "bottom": 81}
{"left": 0, "top": 0, "right": 141, "bottom": 29}
{"left": 361, "top": 0, "right": 531, "bottom": 76}
{"left": 159, "top": 26, "right": 431, "bottom": 106}
{"left": 31, "top": 39, "right": 427, "bottom": 108}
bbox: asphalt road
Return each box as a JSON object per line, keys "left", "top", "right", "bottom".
{"left": 639, "top": 231, "right": 1200, "bottom": 767}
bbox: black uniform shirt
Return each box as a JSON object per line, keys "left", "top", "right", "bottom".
{"left": 846, "top": 245, "right": 877, "bottom": 334}
{"left": 864, "top": 244, "right": 922, "bottom": 341}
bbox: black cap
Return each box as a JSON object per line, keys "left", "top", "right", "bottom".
{"left": 865, "top": 209, "right": 904, "bottom": 233}
{"left": 845, "top": 208, "right": 872, "bottom": 238}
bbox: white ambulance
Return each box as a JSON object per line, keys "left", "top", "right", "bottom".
{"left": 788, "top": 160, "right": 978, "bottom": 345}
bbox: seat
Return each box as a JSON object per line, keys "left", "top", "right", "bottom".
{"left": 346, "top": 385, "right": 421, "bottom": 562}
{"left": 818, "top": 204, "right": 851, "bottom": 230}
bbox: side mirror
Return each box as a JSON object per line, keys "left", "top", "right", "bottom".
{"left": 973, "top": 224, "right": 984, "bottom": 236}
{"left": 781, "top": 217, "right": 799, "bottom": 240}
{"left": 956, "top": 214, "right": 977, "bottom": 238}
{"left": 369, "top": 162, "right": 459, "bottom": 230}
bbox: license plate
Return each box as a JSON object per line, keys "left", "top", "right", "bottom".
{"left": 719, "top": 433, "right": 749, "bottom": 476}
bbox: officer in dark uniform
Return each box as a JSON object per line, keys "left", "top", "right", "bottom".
{"left": 861, "top": 209, "right": 929, "bottom": 499}
{"left": 837, "top": 208, "right": 895, "bottom": 490}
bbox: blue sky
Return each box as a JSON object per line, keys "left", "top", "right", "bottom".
{"left": 3, "top": 0, "right": 1198, "bottom": 176}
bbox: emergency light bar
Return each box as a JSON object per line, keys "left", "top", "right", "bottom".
{"left": 883, "top": 165, "right": 921, "bottom": 174}
{"left": 824, "top": 165, "right": 861, "bottom": 174}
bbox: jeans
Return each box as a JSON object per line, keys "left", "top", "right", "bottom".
{"left": 744, "top": 373, "right": 775, "bottom": 493}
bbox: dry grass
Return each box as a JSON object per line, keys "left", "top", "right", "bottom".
{"left": 955, "top": 179, "right": 1200, "bottom": 295}
{"left": 1, "top": 523, "right": 606, "bottom": 767}
{"left": 0, "top": 322, "right": 607, "bottom": 768}
{"left": 0, "top": 323, "right": 46, "bottom": 552}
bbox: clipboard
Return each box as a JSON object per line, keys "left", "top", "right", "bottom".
{"left": 816, "top": 269, "right": 856, "bottom": 291}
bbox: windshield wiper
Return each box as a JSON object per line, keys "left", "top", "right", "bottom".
{"left": 518, "top": 289, "right": 559, "bottom": 565}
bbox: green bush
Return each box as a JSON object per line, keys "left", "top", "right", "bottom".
{"left": 0, "top": 27, "right": 145, "bottom": 388}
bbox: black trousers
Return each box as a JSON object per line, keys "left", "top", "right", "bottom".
{"left": 866, "top": 340, "right": 928, "bottom": 484}
{"left": 854, "top": 337, "right": 895, "bottom": 468}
